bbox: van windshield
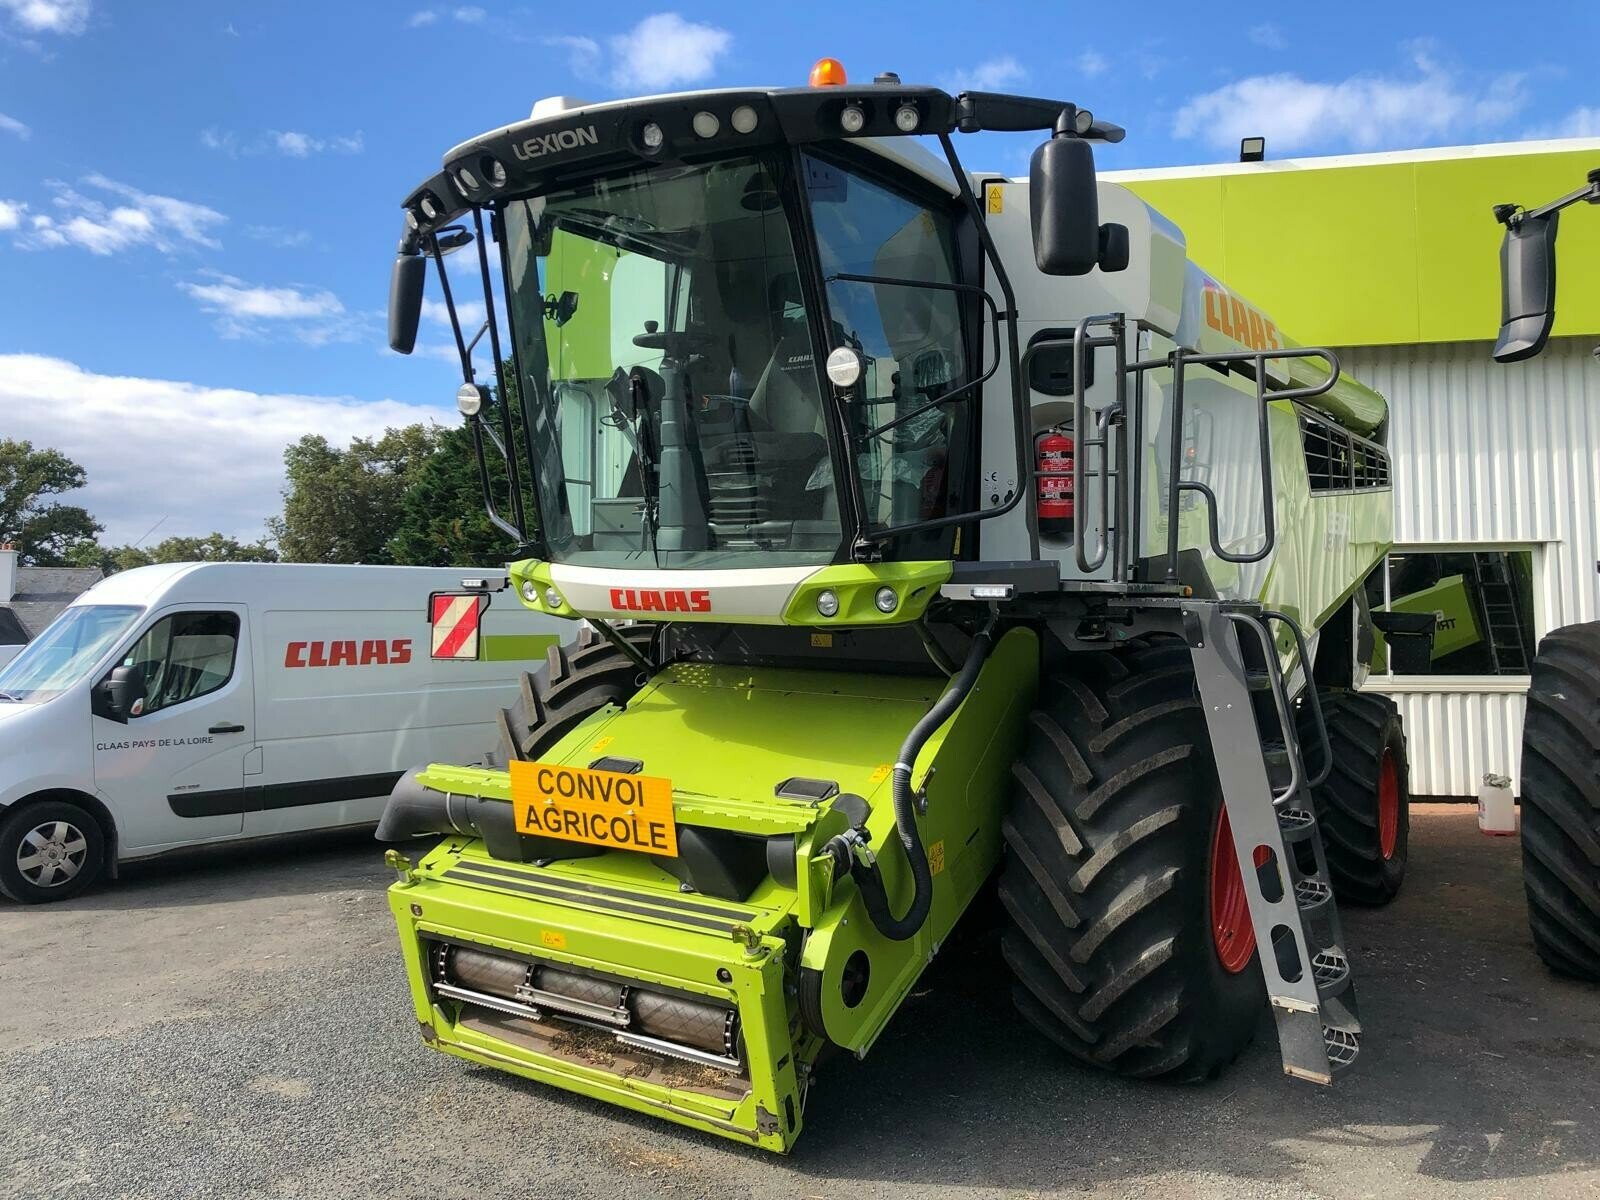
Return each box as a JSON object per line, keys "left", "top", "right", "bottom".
{"left": 0, "top": 605, "right": 144, "bottom": 704}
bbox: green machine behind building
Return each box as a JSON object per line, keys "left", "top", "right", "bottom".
{"left": 377, "top": 64, "right": 1412, "bottom": 1151}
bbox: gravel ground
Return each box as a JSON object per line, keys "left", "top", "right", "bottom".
{"left": 2, "top": 803, "right": 1596, "bottom": 1200}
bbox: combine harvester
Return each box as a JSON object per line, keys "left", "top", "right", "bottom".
{"left": 377, "top": 60, "right": 1410, "bottom": 1151}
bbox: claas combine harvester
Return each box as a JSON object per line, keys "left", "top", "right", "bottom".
{"left": 377, "top": 60, "right": 1413, "bottom": 1152}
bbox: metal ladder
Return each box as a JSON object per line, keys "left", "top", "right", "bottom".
{"left": 1471, "top": 552, "right": 1529, "bottom": 674}
{"left": 1185, "top": 601, "right": 1362, "bottom": 1084}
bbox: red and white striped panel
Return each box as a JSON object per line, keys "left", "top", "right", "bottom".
{"left": 430, "top": 593, "right": 484, "bottom": 660}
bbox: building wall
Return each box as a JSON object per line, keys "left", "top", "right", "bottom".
{"left": 1112, "top": 140, "right": 1600, "bottom": 348}
{"left": 1341, "top": 336, "right": 1600, "bottom": 795}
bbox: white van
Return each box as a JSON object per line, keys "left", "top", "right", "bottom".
{"left": 0, "top": 562, "right": 570, "bottom": 903}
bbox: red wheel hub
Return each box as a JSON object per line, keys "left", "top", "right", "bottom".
{"left": 1378, "top": 747, "right": 1401, "bottom": 861}
{"left": 1210, "top": 808, "right": 1259, "bottom": 974}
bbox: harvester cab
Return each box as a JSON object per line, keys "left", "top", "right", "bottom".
{"left": 379, "top": 63, "right": 1400, "bottom": 1152}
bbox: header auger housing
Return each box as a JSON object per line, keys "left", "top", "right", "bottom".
{"left": 380, "top": 63, "right": 1402, "bottom": 1151}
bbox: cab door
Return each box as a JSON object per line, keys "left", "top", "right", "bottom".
{"left": 92, "top": 605, "right": 256, "bottom": 853}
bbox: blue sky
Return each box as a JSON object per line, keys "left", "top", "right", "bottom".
{"left": 2, "top": 0, "right": 1597, "bottom": 544}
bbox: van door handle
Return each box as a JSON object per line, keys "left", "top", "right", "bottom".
{"left": 209, "top": 723, "right": 246, "bottom": 734}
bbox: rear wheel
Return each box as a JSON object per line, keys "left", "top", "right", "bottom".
{"left": 998, "top": 639, "right": 1263, "bottom": 1081}
{"left": 1520, "top": 622, "right": 1600, "bottom": 980}
{"left": 489, "top": 624, "right": 657, "bottom": 766}
{"left": 0, "top": 799, "right": 106, "bottom": 904}
{"left": 1297, "top": 691, "right": 1409, "bottom": 906}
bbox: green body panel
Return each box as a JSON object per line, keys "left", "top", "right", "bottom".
{"left": 386, "top": 631, "right": 1039, "bottom": 1152}
{"left": 1371, "top": 574, "right": 1479, "bottom": 671}
{"left": 479, "top": 632, "right": 562, "bottom": 662}
{"left": 778, "top": 562, "right": 952, "bottom": 626}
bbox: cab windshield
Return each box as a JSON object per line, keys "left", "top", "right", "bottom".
{"left": 0, "top": 605, "right": 143, "bottom": 704}
{"left": 503, "top": 153, "right": 841, "bottom": 569}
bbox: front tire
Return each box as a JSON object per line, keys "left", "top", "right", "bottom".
{"left": 1298, "top": 691, "right": 1410, "bottom": 906}
{"left": 490, "top": 625, "right": 657, "bottom": 766}
{"left": 1519, "top": 622, "right": 1600, "bottom": 980}
{"left": 0, "top": 800, "right": 106, "bottom": 904}
{"left": 998, "top": 640, "right": 1262, "bottom": 1081}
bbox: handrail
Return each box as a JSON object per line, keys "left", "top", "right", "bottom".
{"left": 1262, "top": 609, "right": 1333, "bottom": 789}
{"left": 1165, "top": 347, "right": 1342, "bottom": 578}
{"left": 1226, "top": 610, "right": 1302, "bottom": 805}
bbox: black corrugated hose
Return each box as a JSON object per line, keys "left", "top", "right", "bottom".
{"left": 850, "top": 614, "right": 999, "bottom": 941}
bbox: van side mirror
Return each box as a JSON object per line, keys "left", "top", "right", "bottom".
{"left": 1492, "top": 210, "right": 1559, "bottom": 363}
{"left": 92, "top": 666, "right": 147, "bottom": 724}
{"left": 1030, "top": 132, "right": 1101, "bottom": 276}
{"left": 389, "top": 252, "right": 427, "bottom": 355}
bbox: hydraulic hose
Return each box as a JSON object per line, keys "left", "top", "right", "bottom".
{"left": 848, "top": 616, "right": 999, "bottom": 941}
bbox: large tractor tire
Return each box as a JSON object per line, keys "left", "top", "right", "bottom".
{"left": 1519, "top": 622, "right": 1600, "bottom": 980}
{"left": 998, "top": 639, "right": 1263, "bottom": 1081}
{"left": 1296, "top": 691, "right": 1410, "bottom": 906}
{"left": 490, "top": 625, "right": 657, "bottom": 767}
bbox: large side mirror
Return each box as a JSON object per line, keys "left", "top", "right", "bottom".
{"left": 1030, "top": 133, "right": 1100, "bottom": 276}
{"left": 389, "top": 252, "right": 427, "bottom": 354}
{"left": 1493, "top": 211, "right": 1559, "bottom": 363}
{"left": 92, "top": 666, "right": 147, "bottom": 724}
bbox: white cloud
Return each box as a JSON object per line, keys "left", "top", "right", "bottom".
{"left": 178, "top": 270, "right": 366, "bottom": 345}
{"left": 0, "top": 199, "right": 24, "bottom": 230}
{"left": 244, "top": 224, "right": 312, "bottom": 248}
{"left": 944, "top": 55, "right": 1026, "bottom": 94}
{"left": 422, "top": 296, "right": 486, "bottom": 331}
{"left": 12, "top": 174, "right": 225, "bottom": 255}
{"left": 1529, "top": 106, "right": 1600, "bottom": 139}
{"left": 0, "top": 0, "right": 89, "bottom": 34}
{"left": 545, "top": 32, "right": 601, "bottom": 77}
{"left": 271, "top": 129, "right": 364, "bottom": 156}
{"left": 0, "top": 111, "right": 29, "bottom": 139}
{"left": 407, "top": 6, "right": 483, "bottom": 27}
{"left": 0, "top": 354, "right": 447, "bottom": 545}
{"left": 608, "top": 13, "right": 731, "bottom": 90}
{"left": 202, "top": 127, "right": 363, "bottom": 157}
{"left": 1172, "top": 48, "right": 1528, "bottom": 153}
{"left": 1076, "top": 50, "right": 1107, "bottom": 79}
{"left": 1247, "top": 23, "right": 1286, "bottom": 50}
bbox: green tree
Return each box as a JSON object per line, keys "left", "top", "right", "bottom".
{"left": 64, "top": 533, "right": 278, "bottom": 575}
{"left": 389, "top": 370, "right": 537, "bottom": 567}
{"left": 390, "top": 422, "right": 525, "bottom": 566}
{"left": 0, "top": 439, "right": 103, "bottom": 565}
{"left": 269, "top": 425, "right": 443, "bottom": 563}
{"left": 147, "top": 533, "right": 278, "bottom": 563}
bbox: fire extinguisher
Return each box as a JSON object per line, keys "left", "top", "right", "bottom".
{"left": 1035, "top": 428, "right": 1075, "bottom": 537}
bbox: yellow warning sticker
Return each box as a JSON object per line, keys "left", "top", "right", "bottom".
{"left": 811, "top": 632, "right": 834, "bottom": 648}
{"left": 590, "top": 735, "right": 614, "bottom": 753}
{"left": 870, "top": 763, "right": 892, "bottom": 784}
{"left": 928, "top": 841, "right": 946, "bottom": 876}
{"left": 540, "top": 930, "right": 567, "bottom": 950}
{"left": 986, "top": 185, "right": 1004, "bottom": 214}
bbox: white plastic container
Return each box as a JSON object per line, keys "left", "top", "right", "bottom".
{"left": 1478, "top": 772, "right": 1517, "bottom": 836}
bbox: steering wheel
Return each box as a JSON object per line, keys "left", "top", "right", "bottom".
{"left": 631, "top": 320, "right": 716, "bottom": 356}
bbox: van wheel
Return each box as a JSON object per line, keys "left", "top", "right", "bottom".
{"left": 489, "top": 625, "right": 658, "bottom": 766}
{"left": 0, "top": 800, "right": 106, "bottom": 904}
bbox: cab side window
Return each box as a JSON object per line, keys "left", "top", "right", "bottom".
{"left": 121, "top": 612, "right": 240, "bottom": 716}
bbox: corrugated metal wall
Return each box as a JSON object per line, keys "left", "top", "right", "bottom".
{"left": 1336, "top": 337, "right": 1600, "bottom": 795}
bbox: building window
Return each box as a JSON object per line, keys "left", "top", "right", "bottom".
{"left": 1365, "top": 549, "right": 1537, "bottom": 676}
